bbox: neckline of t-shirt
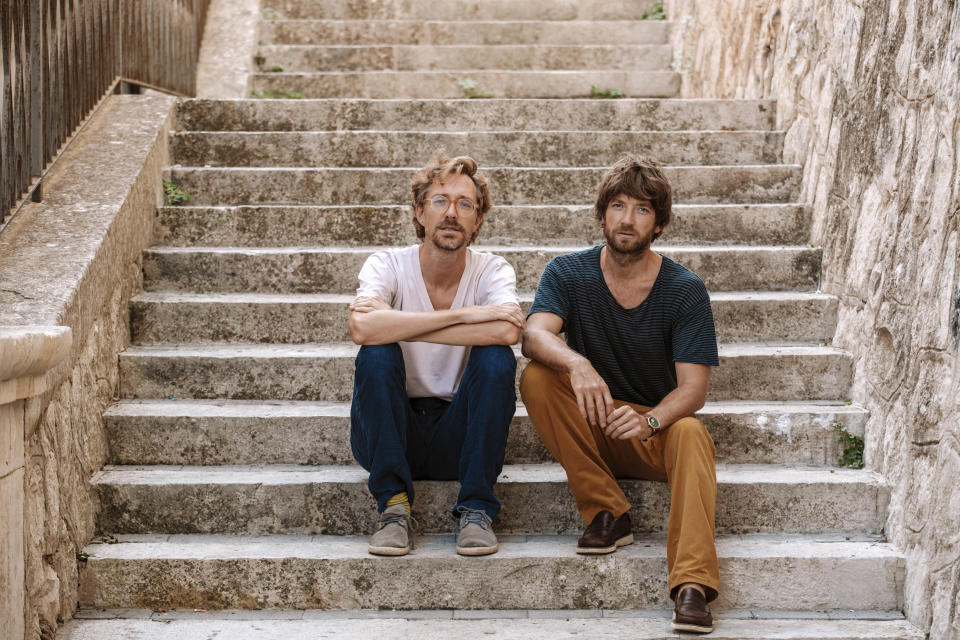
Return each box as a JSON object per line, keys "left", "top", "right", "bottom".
{"left": 413, "top": 244, "right": 472, "bottom": 311}
{"left": 594, "top": 244, "right": 668, "bottom": 313}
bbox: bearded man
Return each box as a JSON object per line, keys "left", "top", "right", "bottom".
{"left": 349, "top": 151, "right": 522, "bottom": 558}
{"left": 519, "top": 155, "right": 720, "bottom": 634}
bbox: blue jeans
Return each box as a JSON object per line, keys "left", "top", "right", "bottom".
{"left": 350, "top": 343, "right": 516, "bottom": 520}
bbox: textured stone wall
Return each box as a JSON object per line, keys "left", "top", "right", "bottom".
{"left": 0, "top": 95, "right": 176, "bottom": 639}
{"left": 664, "top": 0, "right": 960, "bottom": 636}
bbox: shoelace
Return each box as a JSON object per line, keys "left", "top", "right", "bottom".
{"left": 457, "top": 507, "right": 492, "bottom": 530}
{"left": 375, "top": 511, "right": 419, "bottom": 532}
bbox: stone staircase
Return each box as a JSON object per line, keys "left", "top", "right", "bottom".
{"left": 67, "top": 1, "right": 921, "bottom": 638}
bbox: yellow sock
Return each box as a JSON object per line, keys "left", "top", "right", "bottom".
{"left": 385, "top": 492, "right": 410, "bottom": 514}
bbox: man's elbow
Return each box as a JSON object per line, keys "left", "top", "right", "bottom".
{"left": 349, "top": 316, "right": 371, "bottom": 345}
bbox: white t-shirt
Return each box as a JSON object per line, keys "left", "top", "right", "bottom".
{"left": 355, "top": 245, "right": 519, "bottom": 400}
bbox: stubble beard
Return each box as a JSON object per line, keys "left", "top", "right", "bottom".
{"left": 429, "top": 223, "right": 468, "bottom": 252}
{"left": 604, "top": 224, "right": 654, "bottom": 262}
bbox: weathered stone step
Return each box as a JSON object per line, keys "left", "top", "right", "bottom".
{"left": 91, "top": 458, "right": 875, "bottom": 536}
{"left": 260, "top": 19, "right": 672, "bottom": 46}
{"left": 77, "top": 533, "right": 906, "bottom": 611}
{"left": 248, "top": 70, "right": 681, "bottom": 99}
{"left": 165, "top": 166, "right": 800, "bottom": 206}
{"left": 104, "top": 399, "right": 866, "bottom": 467}
{"left": 130, "top": 291, "right": 837, "bottom": 344}
{"left": 261, "top": 0, "right": 669, "bottom": 21}
{"left": 141, "top": 246, "right": 821, "bottom": 294}
{"left": 255, "top": 44, "right": 674, "bottom": 72}
{"left": 155, "top": 204, "right": 811, "bottom": 248}
{"left": 58, "top": 613, "right": 926, "bottom": 640}
{"left": 176, "top": 98, "right": 777, "bottom": 132}
{"left": 170, "top": 130, "right": 784, "bottom": 168}
{"left": 117, "top": 343, "right": 853, "bottom": 402}
{"left": 93, "top": 463, "right": 887, "bottom": 536}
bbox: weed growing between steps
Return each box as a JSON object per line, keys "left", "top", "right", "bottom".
{"left": 250, "top": 88, "right": 305, "bottom": 99}
{"left": 642, "top": 2, "right": 667, "bottom": 20}
{"left": 459, "top": 78, "right": 492, "bottom": 98}
{"left": 162, "top": 180, "right": 190, "bottom": 206}
{"left": 832, "top": 421, "right": 864, "bottom": 468}
{"left": 590, "top": 86, "right": 623, "bottom": 99}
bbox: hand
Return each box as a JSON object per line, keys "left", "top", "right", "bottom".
{"left": 603, "top": 405, "right": 653, "bottom": 441}
{"left": 350, "top": 296, "right": 392, "bottom": 313}
{"left": 457, "top": 303, "right": 525, "bottom": 328}
{"left": 569, "top": 360, "right": 614, "bottom": 428}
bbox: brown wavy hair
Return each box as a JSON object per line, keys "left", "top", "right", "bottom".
{"left": 410, "top": 150, "right": 492, "bottom": 243}
{"left": 594, "top": 155, "right": 672, "bottom": 241}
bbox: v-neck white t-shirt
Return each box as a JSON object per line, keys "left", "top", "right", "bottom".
{"left": 355, "top": 245, "right": 519, "bottom": 400}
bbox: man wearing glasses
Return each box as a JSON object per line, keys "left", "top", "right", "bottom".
{"left": 348, "top": 151, "right": 523, "bottom": 557}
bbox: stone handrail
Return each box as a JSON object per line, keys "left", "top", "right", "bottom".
{"left": 1, "top": 326, "right": 72, "bottom": 640}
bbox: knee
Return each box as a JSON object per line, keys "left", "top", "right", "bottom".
{"left": 468, "top": 345, "right": 517, "bottom": 380}
{"left": 355, "top": 343, "right": 404, "bottom": 378}
{"left": 519, "top": 360, "right": 561, "bottom": 403}
{"left": 667, "top": 417, "right": 715, "bottom": 457}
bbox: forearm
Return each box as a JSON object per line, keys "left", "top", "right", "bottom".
{"left": 349, "top": 308, "right": 463, "bottom": 345}
{"left": 414, "top": 320, "right": 521, "bottom": 346}
{"left": 521, "top": 327, "right": 589, "bottom": 373}
{"left": 647, "top": 383, "right": 708, "bottom": 429}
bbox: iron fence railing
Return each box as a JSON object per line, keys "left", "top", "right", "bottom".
{"left": 0, "top": 0, "right": 211, "bottom": 228}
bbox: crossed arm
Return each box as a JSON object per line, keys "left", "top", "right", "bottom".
{"left": 349, "top": 296, "right": 524, "bottom": 346}
{"left": 521, "top": 311, "right": 711, "bottom": 440}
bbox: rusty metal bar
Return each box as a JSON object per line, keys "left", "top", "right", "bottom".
{"left": 0, "top": 0, "right": 212, "bottom": 230}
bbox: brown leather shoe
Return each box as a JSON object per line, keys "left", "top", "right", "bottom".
{"left": 672, "top": 585, "right": 714, "bottom": 633}
{"left": 575, "top": 510, "right": 633, "bottom": 555}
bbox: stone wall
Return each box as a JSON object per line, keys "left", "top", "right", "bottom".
{"left": 0, "top": 94, "right": 176, "bottom": 639}
{"left": 664, "top": 0, "right": 960, "bottom": 636}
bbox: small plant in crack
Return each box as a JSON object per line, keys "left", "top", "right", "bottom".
{"left": 590, "top": 86, "right": 623, "bottom": 99}
{"left": 162, "top": 180, "right": 190, "bottom": 206}
{"left": 642, "top": 2, "right": 667, "bottom": 20}
{"left": 832, "top": 420, "right": 864, "bottom": 469}
{"left": 459, "top": 78, "right": 492, "bottom": 99}
{"left": 250, "top": 88, "right": 305, "bottom": 99}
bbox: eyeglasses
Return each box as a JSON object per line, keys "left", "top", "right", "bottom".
{"left": 427, "top": 195, "right": 478, "bottom": 216}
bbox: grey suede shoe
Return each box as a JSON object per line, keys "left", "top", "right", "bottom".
{"left": 368, "top": 504, "right": 414, "bottom": 556}
{"left": 455, "top": 507, "right": 498, "bottom": 556}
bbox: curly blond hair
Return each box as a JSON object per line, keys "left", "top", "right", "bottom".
{"left": 410, "top": 150, "right": 492, "bottom": 243}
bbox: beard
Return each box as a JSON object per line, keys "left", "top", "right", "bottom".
{"left": 603, "top": 223, "right": 654, "bottom": 257}
{"left": 429, "top": 222, "right": 468, "bottom": 251}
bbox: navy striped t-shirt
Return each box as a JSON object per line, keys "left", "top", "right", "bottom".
{"left": 529, "top": 246, "right": 719, "bottom": 407}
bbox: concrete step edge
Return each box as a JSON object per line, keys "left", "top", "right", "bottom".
{"left": 104, "top": 398, "right": 867, "bottom": 419}
{"left": 118, "top": 342, "right": 851, "bottom": 358}
{"left": 58, "top": 614, "right": 923, "bottom": 640}
{"left": 91, "top": 462, "right": 883, "bottom": 486}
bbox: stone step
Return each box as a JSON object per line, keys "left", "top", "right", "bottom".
{"left": 170, "top": 130, "right": 785, "bottom": 168}
{"left": 248, "top": 70, "right": 681, "bottom": 99}
{"left": 259, "top": 19, "right": 673, "bottom": 46}
{"left": 141, "top": 246, "right": 821, "bottom": 294}
{"left": 164, "top": 165, "right": 800, "bottom": 206}
{"left": 58, "top": 613, "right": 925, "bottom": 640}
{"left": 93, "top": 463, "right": 887, "bottom": 536}
{"left": 76, "top": 533, "right": 906, "bottom": 611}
{"left": 130, "top": 291, "right": 837, "bottom": 344}
{"left": 261, "top": 0, "right": 670, "bottom": 21}
{"left": 104, "top": 399, "right": 866, "bottom": 467}
{"left": 155, "top": 204, "right": 811, "bottom": 248}
{"left": 255, "top": 44, "right": 674, "bottom": 72}
{"left": 176, "top": 98, "right": 777, "bottom": 132}
{"left": 117, "top": 343, "right": 853, "bottom": 402}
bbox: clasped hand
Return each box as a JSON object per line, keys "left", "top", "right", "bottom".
{"left": 569, "top": 362, "right": 652, "bottom": 440}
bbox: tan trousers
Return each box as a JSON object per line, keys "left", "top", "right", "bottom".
{"left": 520, "top": 360, "right": 720, "bottom": 601}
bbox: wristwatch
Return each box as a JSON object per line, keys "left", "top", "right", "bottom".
{"left": 644, "top": 414, "right": 662, "bottom": 439}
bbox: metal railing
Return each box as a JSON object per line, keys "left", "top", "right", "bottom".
{"left": 0, "top": 0, "right": 211, "bottom": 228}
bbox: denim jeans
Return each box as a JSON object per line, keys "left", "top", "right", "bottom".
{"left": 350, "top": 343, "right": 516, "bottom": 520}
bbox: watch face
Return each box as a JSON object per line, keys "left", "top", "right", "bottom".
{"left": 647, "top": 415, "right": 661, "bottom": 429}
